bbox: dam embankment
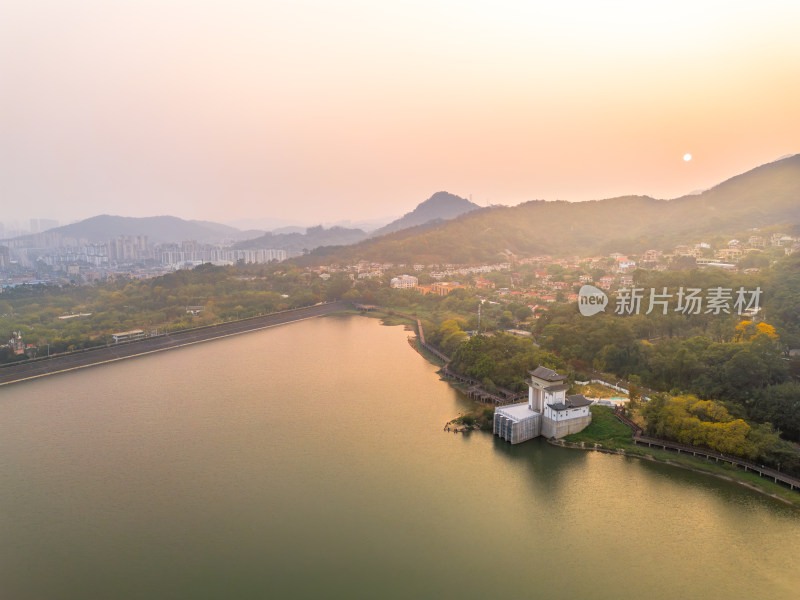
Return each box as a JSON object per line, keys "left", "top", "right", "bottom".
{"left": 0, "top": 301, "right": 347, "bottom": 386}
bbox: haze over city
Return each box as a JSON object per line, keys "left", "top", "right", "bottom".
{"left": 1, "top": 0, "right": 798, "bottom": 227}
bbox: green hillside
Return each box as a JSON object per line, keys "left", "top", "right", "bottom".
{"left": 300, "top": 155, "right": 800, "bottom": 264}
{"left": 233, "top": 225, "right": 369, "bottom": 253}
{"left": 373, "top": 191, "right": 480, "bottom": 235}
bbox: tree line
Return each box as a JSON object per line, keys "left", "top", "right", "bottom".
{"left": 642, "top": 394, "right": 800, "bottom": 476}
{"left": 533, "top": 257, "right": 800, "bottom": 444}
{"left": 0, "top": 263, "right": 354, "bottom": 361}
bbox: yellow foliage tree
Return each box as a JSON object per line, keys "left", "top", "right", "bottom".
{"left": 646, "top": 394, "right": 755, "bottom": 457}
{"left": 734, "top": 320, "right": 778, "bottom": 342}
{"left": 755, "top": 322, "right": 778, "bottom": 340}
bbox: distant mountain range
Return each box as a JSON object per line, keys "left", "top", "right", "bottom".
{"left": 34, "top": 215, "right": 265, "bottom": 245}
{"left": 233, "top": 225, "right": 370, "bottom": 253}
{"left": 12, "top": 156, "right": 799, "bottom": 261}
{"left": 234, "top": 191, "right": 480, "bottom": 253}
{"left": 224, "top": 215, "right": 396, "bottom": 233}
{"left": 300, "top": 154, "right": 800, "bottom": 264}
{"left": 14, "top": 191, "right": 479, "bottom": 252}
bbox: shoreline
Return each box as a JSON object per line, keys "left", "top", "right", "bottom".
{"left": 17, "top": 302, "right": 792, "bottom": 506}
{"left": 549, "top": 438, "right": 799, "bottom": 507}
{"left": 358, "top": 308, "right": 800, "bottom": 507}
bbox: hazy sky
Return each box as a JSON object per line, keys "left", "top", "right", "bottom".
{"left": 1, "top": 0, "right": 798, "bottom": 228}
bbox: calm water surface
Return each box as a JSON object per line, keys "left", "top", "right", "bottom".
{"left": 1, "top": 316, "right": 799, "bottom": 599}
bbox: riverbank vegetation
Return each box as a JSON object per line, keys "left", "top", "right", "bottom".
{"left": 640, "top": 394, "right": 800, "bottom": 475}
{"left": 363, "top": 258, "right": 800, "bottom": 480}
{"left": 445, "top": 332, "right": 564, "bottom": 393}
{"left": 0, "top": 263, "right": 354, "bottom": 360}
{"left": 532, "top": 257, "right": 800, "bottom": 446}
{"left": 3, "top": 242, "right": 800, "bottom": 486}
{"left": 560, "top": 407, "right": 800, "bottom": 506}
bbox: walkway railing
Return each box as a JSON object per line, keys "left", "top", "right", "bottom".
{"left": 613, "top": 406, "right": 800, "bottom": 491}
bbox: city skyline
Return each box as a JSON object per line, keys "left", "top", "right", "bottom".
{"left": 2, "top": 1, "right": 798, "bottom": 226}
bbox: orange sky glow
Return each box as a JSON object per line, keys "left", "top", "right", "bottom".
{"left": 1, "top": 0, "right": 798, "bottom": 227}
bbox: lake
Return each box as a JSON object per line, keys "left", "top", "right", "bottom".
{"left": 1, "top": 315, "right": 798, "bottom": 599}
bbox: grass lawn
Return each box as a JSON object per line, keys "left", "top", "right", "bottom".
{"left": 563, "top": 405, "right": 635, "bottom": 449}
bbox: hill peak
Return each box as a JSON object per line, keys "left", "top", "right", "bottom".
{"left": 374, "top": 192, "right": 481, "bottom": 236}
{"left": 419, "top": 191, "right": 477, "bottom": 207}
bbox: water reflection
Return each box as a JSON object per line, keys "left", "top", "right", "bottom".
{"left": 0, "top": 315, "right": 798, "bottom": 600}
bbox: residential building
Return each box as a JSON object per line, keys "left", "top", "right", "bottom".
{"left": 430, "top": 281, "right": 465, "bottom": 296}
{"left": 616, "top": 258, "right": 636, "bottom": 272}
{"left": 771, "top": 233, "right": 795, "bottom": 247}
{"left": 642, "top": 249, "right": 662, "bottom": 262}
{"left": 597, "top": 275, "right": 616, "bottom": 290}
{"left": 390, "top": 274, "right": 419, "bottom": 289}
{"left": 717, "top": 248, "right": 742, "bottom": 261}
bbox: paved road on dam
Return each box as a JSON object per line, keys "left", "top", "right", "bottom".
{"left": 0, "top": 301, "right": 348, "bottom": 387}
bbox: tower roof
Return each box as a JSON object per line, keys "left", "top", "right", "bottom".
{"left": 530, "top": 366, "right": 567, "bottom": 382}
{"left": 549, "top": 394, "right": 592, "bottom": 411}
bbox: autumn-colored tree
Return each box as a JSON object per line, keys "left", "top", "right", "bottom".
{"left": 734, "top": 320, "right": 778, "bottom": 342}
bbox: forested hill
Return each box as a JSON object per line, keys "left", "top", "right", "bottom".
{"left": 373, "top": 191, "right": 480, "bottom": 235}
{"left": 232, "top": 225, "right": 369, "bottom": 253}
{"left": 300, "top": 154, "right": 800, "bottom": 264}
{"left": 234, "top": 192, "right": 480, "bottom": 253}
{"left": 41, "top": 215, "right": 262, "bottom": 244}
